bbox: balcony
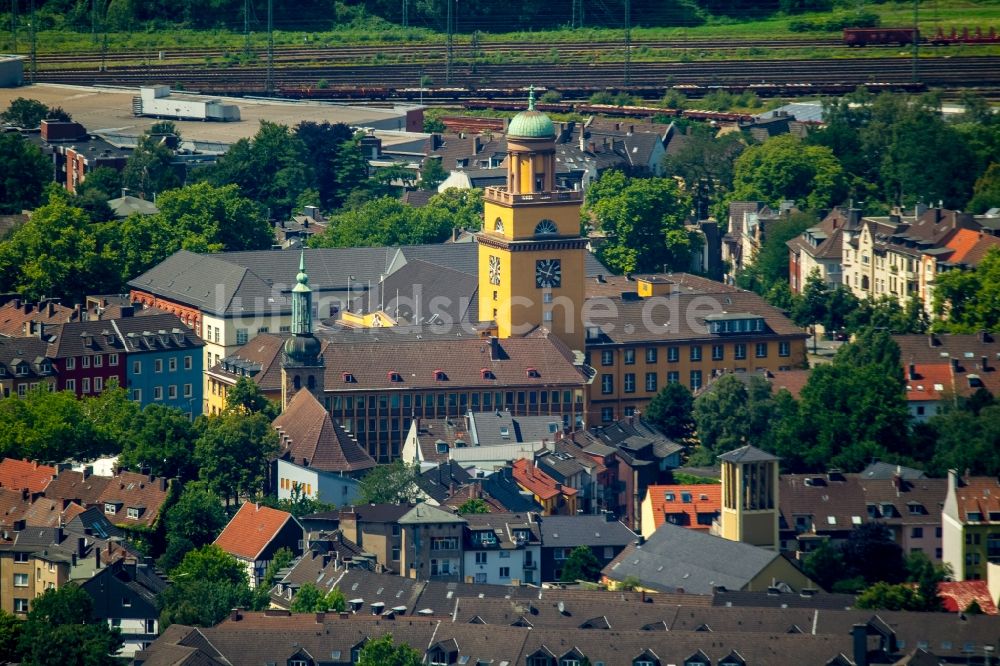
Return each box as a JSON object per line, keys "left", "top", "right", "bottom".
{"left": 484, "top": 187, "right": 583, "bottom": 206}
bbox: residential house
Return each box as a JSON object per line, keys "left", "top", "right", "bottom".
{"left": 462, "top": 512, "right": 541, "bottom": 585}
{"left": 0, "top": 336, "right": 57, "bottom": 397}
{"left": 214, "top": 502, "right": 304, "bottom": 588}
{"left": 398, "top": 502, "right": 466, "bottom": 581}
{"left": 511, "top": 458, "right": 577, "bottom": 516}
{"left": 564, "top": 416, "right": 684, "bottom": 530}
{"left": 337, "top": 504, "right": 414, "bottom": 574}
{"left": 273, "top": 389, "right": 376, "bottom": 506}
{"left": 477, "top": 467, "right": 544, "bottom": 514}
{"left": 114, "top": 311, "right": 205, "bottom": 414}
{"left": 895, "top": 333, "right": 1000, "bottom": 413}
{"left": 942, "top": 470, "right": 1000, "bottom": 581}
{"left": 903, "top": 363, "right": 952, "bottom": 422}
{"left": 0, "top": 458, "right": 56, "bottom": 493}
{"left": 539, "top": 513, "right": 637, "bottom": 582}
{"left": 602, "top": 522, "right": 816, "bottom": 595}
{"left": 80, "top": 557, "right": 167, "bottom": 657}
{"left": 722, "top": 201, "right": 768, "bottom": 280}
{"left": 787, "top": 207, "right": 854, "bottom": 293}
{"left": 582, "top": 273, "right": 808, "bottom": 426}
{"left": 41, "top": 468, "right": 172, "bottom": 535}
{"left": 414, "top": 461, "right": 474, "bottom": 506}
{"left": 920, "top": 227, "right": 1000, "bottom": 313}
{"left": 534, "top": 444, "right": 602, "bottom": 514}
{"left": 640, "top": 484, "right": 722, "bottom": 539}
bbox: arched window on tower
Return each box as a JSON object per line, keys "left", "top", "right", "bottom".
{"left": 494, "top": 218, "right": 504, "bottom": 233}
{"left": 308, "top": 375, "right": 316, "bottom": 390}
{"left": 293, "top": 375, "right": 301, "bottom": 390}
{"left": 534, "top": 219, "right": 558, "bottom": 236}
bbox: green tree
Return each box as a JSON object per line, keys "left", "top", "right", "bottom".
{"left": 417, "top": 156, "right": 447, "bottom": 191}
{"left": 195, "top": 412, "right": 279, "bottom": 505}
{"left": 153, "top": 182, "right": 273, "bottom": 253}
{"left": 76, "top": 166, "right": 122, "bottom": 201}
{"left": 934, "top": 248, "right": 1000, "bottom": 333}
{"left": 842, "top": 522, "right": 906, "bottom": 586}
{"left": 802, "top": 540, "right": 846, "bottom": 592}
{"left": 425, "top": 187, "right": 484, "bottom": 231}
{"left": 0, "top": 610, "right": 22, "bottom": 663}
{"left": 1, "top": 97, "right": 53, "bottom": 128}
{"left": 226, "top": 376, "right": 280, "bottom": 419}
{"left": 309, "top": 196, "right": 454, "bottom": 248}
{"left": 967, "top": 162, "right": 1000, "bottom": 214}
{"left": 643, "top": 382, "right": 694, "bottom": 441}
{"left": 730, "top": 135, "right": 846, "bottom": 211}
{"left": 80, "top": 379, "right": 139, "bottom": 453}
{"left": 122, "top": 132, "right": 181, "bottom": 199}
{"left": 203, "top": 121, "right": 314, "bottom": 219}
{"left": 855, "top": 582, "right": 920, "bottom": 611}
{"left": 792, "top": 269, "right": 829, "bottom": 327}
{"left": 119, "top": 403, "right": 199, "bottom": 481}
{"left": 358, "top": 460, "right": 420, "bottom": 505}
{"left": 158, "top": 578, "right": 252, "bottom": 629}
{"left": 172, "top": 545, "right": 247, "bottom": 586}
{"left": 0, "top": 132, "right": 53, "bottom": 214}
{"left": 160, "top": 484, "right": 228, "bottom": 570}
{"left": 0, "top": 388, "right": 105, "bottom": 463}
{"left": 734, "top": 211, "right": 816, "bottom": 296}
{"left": 924, "top": 405, "right": 1000, "bottom": 478}
{"left": 356, "top": 633, "right": 423, "bottom": 666}
{"left": 456, "top": 498, "right": 490, "bottom": 514}
{"left": 692, "top": 374, "right": 776, "bottom": 461}
{"left": 290, "top": 582, "right": 347, "bottom": 613}
{"left": 294, "top": 121, "right": 361, "bottom": 210}
{"left": 17, "top": 584, "right": 122, "bottom": 666}
{"left": 559, "top": 545, "right": 602, "bottom": 583}
{"left": 260, "top": 483, "right": 337, "bottom": 518}
{"left": 584, "top": 170, "right": 695, "bottom": 274}
{"left": 661, "top": 123, "right": 745, "bottom": 219}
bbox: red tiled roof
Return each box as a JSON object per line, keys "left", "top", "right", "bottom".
{"left": 273, "top": 390, "right": 376, "bottom": 474}
{"left": 215, "top": 502, "right": 294, "bottom": 561}
{"left": 644, "top": 484, "right": 722, "bottom": 532}
{"left": 767, "top": 369, "right": 811, "bottom": 400}
{"left": 938, "top": 580, "right": 998, "bottom": 615}
{"left": 952, "top": 477, "right": 1000, "bottom": 524}
{"left": 512, "top": 458, "right": 577, "bottom": 501}
{"left": 0, "top": 458, "right": 57, "bottom": 493}
{"left": 0, "top": 487, "right": 30, "bottom": 529}
{"left": 905, "top": 364, "right": 952, "bottom": 402}
{"left": 42, "top": 469, "right": 111, "bottom": 507}
{"left": 94, "top": 470, "right": 170, "bottom": 528}
{"left": 944, "top": 228, "right": 983, "bottom": 264}
{"left": 21, "top": 497, "right": 85, "bottom": 528}
{"left": 958, "top": 235, "right": 1000, "bottom": 267}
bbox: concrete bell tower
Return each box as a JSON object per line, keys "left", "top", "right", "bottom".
{"left": 718, "top": 445, "right": 780, "bottom": 551}
{"left": 281, "top": 251, "right": 325, "bottom": 409}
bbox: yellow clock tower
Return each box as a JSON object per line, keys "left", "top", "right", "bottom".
{"left": 477, "top": 88, "right": 586, "bottom": 351}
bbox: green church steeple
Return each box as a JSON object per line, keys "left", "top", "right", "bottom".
{"left": 291, "top": 249, "right": 312, "bottom": 335}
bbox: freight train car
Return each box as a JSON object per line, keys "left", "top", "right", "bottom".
{"left": 843, "top": 27, "right": 919, "bottom": 46}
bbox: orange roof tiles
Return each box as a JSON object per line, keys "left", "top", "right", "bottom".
{"left": 938, "top": 580, "right": 998, "bottom": 615}
{"left": 645, "top": 484, "right": 722, "bottom": 532}
{"left": 952, "top": 477, "right": 1000, "bottom": 524}
{"left": 215, "top": 502, "right": 295, "bottom": 561}
{"left": 905, "top": 364, "right": 952, "bottom": 402}
{"left": 0, "top": 458, "right": 57, "bottom": 493}
{"left": 512, "top": 458, "right": 577, "bottom": 501}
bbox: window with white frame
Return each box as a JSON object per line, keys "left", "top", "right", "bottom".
{"left": 154, "top": 359, "right": 163, "bottom": 373}
{"left": 109, "top": 353, "right": 118, "bottom": 366}
{"left": 153, "top": 386, "right": 163, "bottom": 401}
{"left": 13, "top": 573, "right": 28, "bottom": 587}
{"left": 168, "top": 357, "right": 177, "bottom": 372}
{"left": 184, "top": 355, "right": 192, "bottom": 370}
{"left": 66, "top": 357, "right": 76, "bottom": 370}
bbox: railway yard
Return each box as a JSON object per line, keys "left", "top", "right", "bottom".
{"left": 11, "top": 29, "right": 1000, "bottom": 105}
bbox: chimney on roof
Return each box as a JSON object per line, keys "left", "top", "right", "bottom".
{"left": 980, "top": 331, "right": 993, "bottom": 344}
{"left": 315, "top": 611, "right": 325, "bottom": 623}
{"left": 588, "top": 141, "right": 596, "bottom": 153}
{"left": 489, "top": 336, "right": 500, "bottom": 361}
{"left": 928, "top": 334, "right": 939, "bottom": 347}
{"left": 952, "top": 358, "right": 960, "bottom": 372}
{"left": 95, "top": 546, "right": 101, "bottom": 569}
{"left": 77, "top": 537, "right": 86, "bottom": 558}
{"left": 852, "top": 624, "right": 870, "bottom": 666}
{"left": 982, "top": 356, "right": 990, "bottom": 372}
{"left": 230, "top": 608, "right": 242, "bottom": 621}
{"left": 55, "top": 526, "right": 63, "bottom": 544}
{"left": 908, "top": 364, "right": 917, "bottom": 381}
{"left": 82, "top": 465, "right": 92, "bottom": 479}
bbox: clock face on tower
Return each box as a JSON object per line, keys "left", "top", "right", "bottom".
{"left": 535, "top": 259, "right": 562, "bottom": 288}
{"left": 489, "top": 255, "right": 501, "bottom": 285}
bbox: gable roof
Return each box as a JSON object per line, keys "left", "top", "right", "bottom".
{"left": 398, "top": 502, "right": 466, "bottom": 525}
{"left": 719, "top": 445, "right": 778, "bottom": 464}
{"left": 538, "top": 514, "right": 637, "bottom": 547}
{"left": 43, "top": 469, "right": 112, "bottom": 507}
{"left": 603, "top": 522, "right": 790, "bottom": 594}
{"left": 214, "top": 502, "right": 298, "bottom": 561}
{"left": 644, "top": 484, "right": 722, "bottom": 532}
{"left": 94, "top": 471, "right": 170, "bottom": 528}
{"left": 512, "top": 458, "right": 577, "bottom": 501}
{"left": 0, "top": 458, "right": 57, "bottom": 493}
{"left": 273, "top": 390, "right": 376, "bottom": 474}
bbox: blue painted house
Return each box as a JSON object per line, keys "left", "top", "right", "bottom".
{"left": 114, "top": 312, "right": 205, "bottom": 416}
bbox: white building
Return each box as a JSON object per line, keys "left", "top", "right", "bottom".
{"left": 461, "top": 513, "right": 542, "bottom": 586}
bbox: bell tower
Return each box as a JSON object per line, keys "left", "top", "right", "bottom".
{"left": 281, "top": 251, "right": 325, "bottom": 409}
{"left": 477, "top": 87, "right": 586, "bottom": 351}
{"left": 718, "top": 445, "right": 780, "bottom": 551}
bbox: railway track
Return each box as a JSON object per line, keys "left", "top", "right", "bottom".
{"left": 35, "top": 57, "right": 1000, "bottom": 94}
{"left": 31, "top": 37, "right": 844, "bottom": 66}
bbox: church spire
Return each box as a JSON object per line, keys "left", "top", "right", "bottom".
{"left": 291, "top": 249, "right": 312, "bottom": 335}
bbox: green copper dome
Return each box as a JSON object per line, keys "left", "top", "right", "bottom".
{"left": 507, "top": 86, "right": 555, "bottom": 139}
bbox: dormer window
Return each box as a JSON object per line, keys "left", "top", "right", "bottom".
{"left": 342, "top": 372, "right": 356, "bottom": 383}
{"left": 480, "top": 368, "right": 495, "bottom": 380}
{"left": 434, "top": 370, "right": 448, "bottom": 381}
{"left": 388, "top": 371, "right": 402, "bottom": 382}
{"left": 526, "top": 367, "right": 540, "bottom": 378}
{"left": 15, "top": 363, "right": 28, "bottom": 376}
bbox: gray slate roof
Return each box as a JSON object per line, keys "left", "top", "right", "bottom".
{"left": 538, "top": 514, "right": 637, "bottom": 548}
{"left": 603, "top": 522, "right": 784, "bottom": 595}
{"left": 467, "top": 410, "right": 563, "bottom": 446}
{"left": 129, "top": 244, "right": 609, "bottom": 318}
{"left": 398, "top": 502, "right": 466, "bottom": 525}
{"left": 718, "top": 445, "right": 779, "bottom": 464}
